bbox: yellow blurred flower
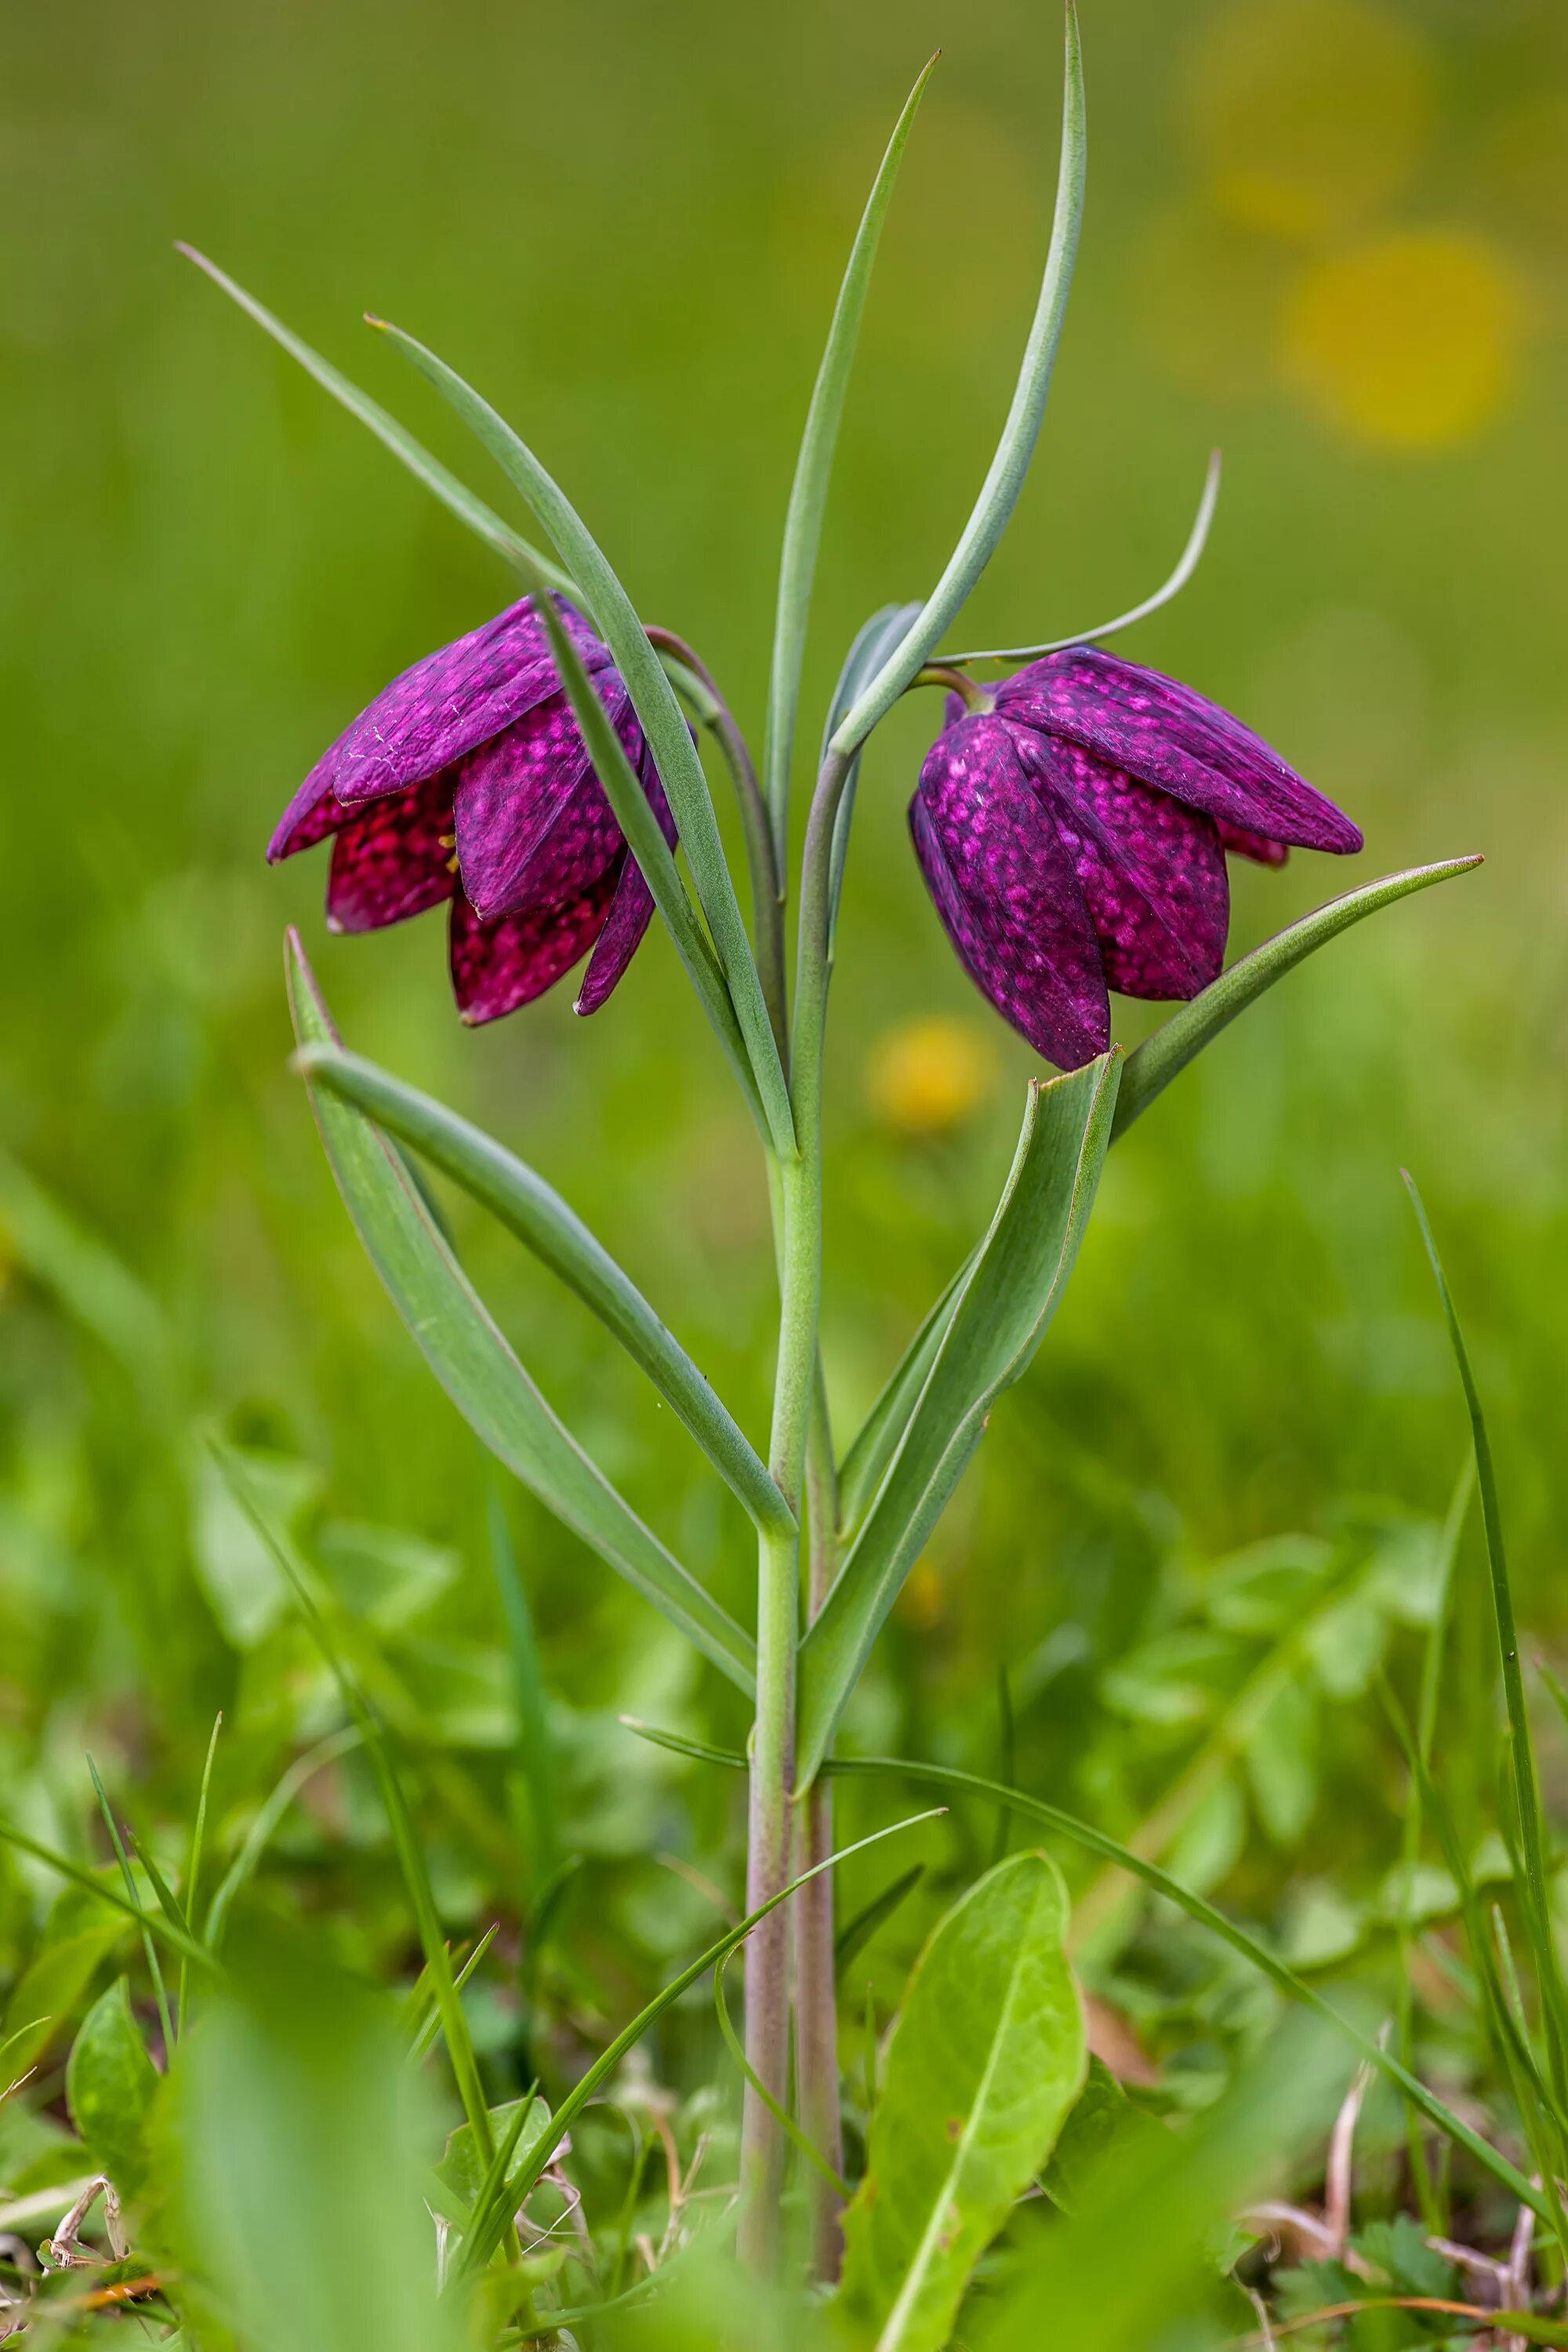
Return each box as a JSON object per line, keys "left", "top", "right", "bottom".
{"left": 897, "top": 1559, "right": 946, "bottom": 1630}
{"left": 867, "top": 1015, "right": 998, "bottom": 1136}
{"left": 1282, "top": 229, "right": 1528, "bottom": 450}
{"left": 1185, "top": 0, "right": 1435, "bottom": 242}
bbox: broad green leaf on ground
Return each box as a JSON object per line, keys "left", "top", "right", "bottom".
{"left": 66, "top": 1977, "right": 158, "bottom": 2197}
{"left": 285, "top": 933, "right": 755, "bottom": 1694}
{"left": 2, "top": 1889, "right": 129, "bottom": 2074}
{"left": 835, "top": 1853, "right": 1086, "bottom": 2352}
{"left": 292, "top": 1045, "right": 791, "bottom": 1537}
{"left": 1112, "top": 858, "right": 1482, "bottom": 1140}
{"left": 974, "top": 2015, "right": 1346, "bottom": 2352}
{"left": 1038, "top": 2055, "right": 1166, "bottom": 2216}
{"left": 763, "top": 58, "right": 936, "bottom": 856}
{"left": 433, "top": 2092, "right": 551, "bottom": 2220}
{"left": 172, "top": 1919, "right": 463, "bottom": 2352}
{"left": 797, "top": 1054, "right": 1120, "bottom": 1781}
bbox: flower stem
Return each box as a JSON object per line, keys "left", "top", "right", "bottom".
{"left": 796, "top": 1372, "right": 846, "bottom": 2281}
{"left": 738, "top": 1142, "right": 818, "bottom": 2268}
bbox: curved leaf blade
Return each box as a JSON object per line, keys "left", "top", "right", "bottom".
{"left": 368, "top": 319, "right": 796, "bottom": 1155}
{"left": 836, "top": 1258, "right": 969, "bottom": 1543}
{"left": 176, "top": 246, "right": 574, "bottom": 592}
{"left": 797, "top": 1051, "right": 1120, "bottom": 1782}
{"left": 285, "top": 931, "right": 756, "bottom": 1693}
{"left": 294, "top": 1044, "right": 793, "bottom": 1537}
{"left": 1113, "top": 856, "right": 1483, "bottom": 1141}
{"left": 831, "top": 5, "right": 1086, "bottom": 756}
{"left": 837, "top": 1853, "right": 1086, "bottom": 2352}
{"left": 763, "top": 63, "right": 937, "bottom": 857}
{"left": 943, "top": 446, "right": 1221, "bottom": 666}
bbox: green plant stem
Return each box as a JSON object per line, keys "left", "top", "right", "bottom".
{"left": 737, "top": 736, "right": 849, "bottom": 2269}
{"left": 797, "top": 1377, "right": 846, "bottom": 2283}
{"left": 739, "top": 1142, "right": 818, "bottom": 2268}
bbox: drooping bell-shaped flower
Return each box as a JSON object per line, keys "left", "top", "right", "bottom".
{"left": 268, "top": 593, "right": 675, "bottom": 1025}
{"left": 910, "top": 645, "right": 1362, "bottom": 1070}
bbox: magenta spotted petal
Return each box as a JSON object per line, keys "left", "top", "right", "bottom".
{"left": 267, "top": 591, "right": 674, "bottom": 1026}
{"left": 326, "top": 779, "right": 457, "bottom": 935}
{"left": 996, "top": 648, "right": 1361, "bottom": 856}
{"left": 913, "top": 714, "right": 1109, "bottom": 1070}
{"left": 911, "top": 645, "right": 1359, "bottom": 1069}
{"left": 452, "top": 678, "right": 637, "bottom": 923}
{"left": 1019, "top": 737, "right": 1229, "bottom": 999}
{"left": 449, "top": 869, "right": 622, "bottom": 1026}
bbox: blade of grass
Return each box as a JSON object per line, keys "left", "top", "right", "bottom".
{"left": 1396, "top": 1461, "right": 1472, "bottom": 2232}
{"left": 369, "top": 318, "right": 794, "bottom": 1156}
{"left": 86, "top": 1760, "right": 174, "bottom": 2060}
{"left": 176, "top": 246, "right": 575, "bottom": 590}
{"left": 0, "top": 1820, "right": 208, "bottom": 1969}
{"left": 834, "top": 1864, "right": 926, "bottom": 1977}
{"left": 762, "top": 57, "right": 938, "bottom": 860}
{"left": 714, "top": 1946, "right": 849, "bottom": 2198}
{"left": 203, "top": 1726, "right": 361, "bottom": 1955}
{"left": 1403, "top": 1171, "right": 1568, "bottom": 2112}
{"left": 410, "top": 1926, "right": 500, "bottom": 2066}
{"left": 830, "top": 5, "right": 1086, "bottom": 755}
{"left": 488, "top": 1497, "right": 557, "bottom": 1906}
{"left": 214, "top": 1442, "right": 500, "bottom": 2181}
{"left": 943, "top": 449, "right": 1221, "bottom": 665}
{"left": 178, "top": 1714, "right": 223, "bottom": 2041}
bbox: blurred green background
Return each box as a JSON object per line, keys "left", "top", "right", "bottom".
{"left": 1, "top": 0, "right": 1565, "bottom": 2079}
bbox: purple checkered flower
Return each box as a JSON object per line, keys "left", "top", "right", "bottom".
{"left": 910, "top": 646, "right": 1363, "bottom": 1070}
{"left": 268, "top": 593, "right": 675, "bottom": 1025}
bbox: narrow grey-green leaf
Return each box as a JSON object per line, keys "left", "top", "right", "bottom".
{"left": 835, "top": 1853, "right": 1086, "bottom": 2352}
{"left": 763, "top": 63, "right": 937, "bottom": 859}
{"left": 942, "top": 446, "right": 1221, "bottom": 666}
{"left": 797, "top": 1052, "right": 1120, "bottom": 1782}
{"left": 369, "top": 319, "right": 796, "bottom": 1156}
{"left": 177, "top": 245, "right": 574, "bottom": 591}
{"left": 1113, "top": 856, "right": 1482, "bottom": 1141}
{"left": 292, "top": 1047, "right": 789, "bottom": 1539}
{"left": 66, "top": 1978, "right": 158, "bottom": 2198}
{"left": 284, "top": 931, "right": 755, "bottom": 1693}
{"left": 822, "top": 601, "right": 923, "bottom": 959}
{"left": 836, "top": 1258, "right": 968, "bottom": 1541}
{"left": 527, "top": 585, "right": 772, "bottom": 1141}
{"left": 830, "top": 6, "right": 1086, "bottom": 756}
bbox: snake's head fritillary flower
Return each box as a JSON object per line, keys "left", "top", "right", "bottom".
{"left": 268, "top": 593, "right": 675, "bottom": 1025}
{"left": 910, "top": 645, "right": 1362, "bottom": 1070}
